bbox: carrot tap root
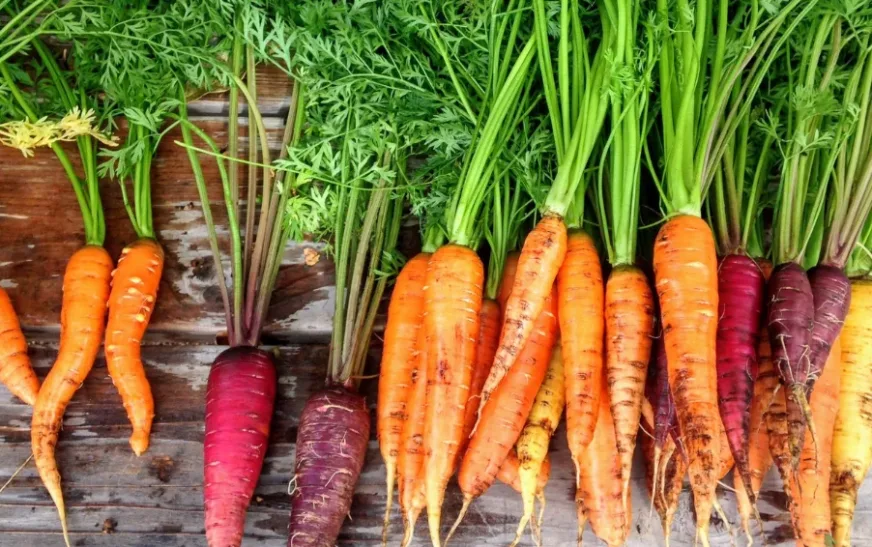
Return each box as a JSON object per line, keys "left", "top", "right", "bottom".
{"left": 444, "top": 495, "right": 472, "bottom": 546}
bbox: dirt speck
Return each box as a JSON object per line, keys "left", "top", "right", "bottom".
{"left": 149, "top": 455, "right": 176, "bottom": 483}
{"left": 255, "top": 496, "right": 264, "bottom": 504}
{"left": 303, "top": 247, "right": 320, "bottom": 266}
{"left": 102, "top": 518, "right": 117, "bottom": 534}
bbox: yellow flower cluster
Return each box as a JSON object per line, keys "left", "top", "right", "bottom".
{"left": 0, "top": 106, "right": 117, "bottom": 157}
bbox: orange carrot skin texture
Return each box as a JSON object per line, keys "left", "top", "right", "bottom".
{"left": 458, "top": 289, "right": 558, "bottom": 498}
{"left": 790, "top": 339, "right": 841, "bottom": 547}
{"left": 497, "top": 252, "right": 520, "bottom": 313}
{"left": 604, "top": 264, "right": 654, "bottom": 506}
{"left": 497, "top": 451, "right": 551, "bottom": 493}
{"left": 32, "top": 245, "right": 113, "bottom": 533}
{"left": 398, "top": 324, "right": 428, "bottom": 542}
{"left": 0, "top": 287, "right": 39, "bottom": 405}
{"left": 378, "top": 252, "right": 429, "bottom": 514}
{"left": 423, "top": 244, "right": 483, "bottom": 545}
{"left": 560, "top": 231, "right": 604, "bottom": 463}
{"left": 579, "top": 390, "right": 630, "bottom": 547}
{"left": 458, "top": 298, "right": 500, "bottom": 460}
{"left": 105, "top": 238, "right": 164, "bottom": 456}
{"left": 718, "top": 417, "right": 735, "bottom": 480}
{"left": 652, "top": 214, "right": 720, "bottom": 545}
{"left": 481, "top": 215, "right": 567, "bottom": 410}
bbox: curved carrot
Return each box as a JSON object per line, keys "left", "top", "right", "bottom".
{"left": 479, "top": 215, "right": 567, "bottom": 412}
{"left": 0, "top": 287, "right": 39, "bottom": 405}
{"left": 377, "top": 252, "right": 429, "bottom": 540}
{"left": 560, "top": 231, "right": 604, "bottom": 471}
{"left": 398, "top": 322, "right": 428, "bottom": 547}
{"left": 604, "top": 264, "right": 655, "bottom": 509}
{"left": 449, "top": 288, "right": 558, "bottom": 542}
{"left": 423, "top": 244, "right": 483, "bottom": 547}
{"left": 458, "top": 298, "right": 500, "bottom": 460}
{"left": 105, "top": 238, "right": 164, "bottom": 456}
{"left": 652, "top": 214, "right": 720, "bottom": 546}
{"left": 32, "top": 246, "right": 113, "bottom": 546}
{"left": 497, "top": 252, "right": 520, "bottom": 312}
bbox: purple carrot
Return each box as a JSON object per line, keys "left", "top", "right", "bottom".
{"left": 807, "top": 265, "right": 851, "bottom": 386}
{"left": 648, "top": 335, "right": 674, "bottom": 452}
{"left": 288, "top": 385, "right": 370, "bottom": 547}
{"left": 716, "top": 254, "right": 765, "bottom": 506}
{"left": 767, "top": 262, "right": 815, "bottom": 469}
{"left": 204, "top": 347, "right": 277, "bottom": 547}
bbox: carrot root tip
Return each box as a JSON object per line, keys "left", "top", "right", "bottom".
{"left": 444, "top": 496, "right": 471, "bottom": 546}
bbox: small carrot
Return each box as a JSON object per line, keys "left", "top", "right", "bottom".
{"left": 652, "top": 214, "right": 721, "bottom": 546}
{"left": 0, "top": 287, "right": 39, "bottom": 405}
{"left": 604, "top": 265, "right": 655, "bottom": 509}
{"left": 377, "top": 252, "right": 429, "bottom": 540}
{"left": 105, "top": 238, "right": 164, "bottom": 456}
{"left": 718, "top": 417, "right": 735, "bottom": 480}
{"left": 449, "top": 288, "right": 558, "bottom": 542}
{"left": 398, "top": 323, "right": 428, "bottom": 547}
{"left": 560, "top": 231, "right": 605, "bottom": 469}
{"left": 479, "top": 215, "right": 567, "bottom": 412}
{"left": 511, "top": 343, "right": 565, "bottom": 547}
{"left": 497, "top": 252, "right": 520, "bottom": 313}
{"left": 458, "top": 298, "right": 500, "bottom": 461}
{"left": 642, "top": 424, "right": 686, "bottom": 544}
{"left": 422, "top": 244, "right": 484, "bottom": 547}
{"left": 32, "top": 246, "right": 113, "bottom": 546}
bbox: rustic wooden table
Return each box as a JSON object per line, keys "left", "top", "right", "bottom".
{"left": 1, "top": 67, "right": 870, "bottom": 547}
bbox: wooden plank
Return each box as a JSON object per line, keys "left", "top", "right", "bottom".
{"left": 1, "top": 343, "right": 869, "bottom": 546}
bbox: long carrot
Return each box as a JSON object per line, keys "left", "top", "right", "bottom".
{"left": 423, "top": 244, "right": 483, "bottom": 546}
{"left": 0, "top": 287, "right": 39, "bottom": 405}
{"left": 398, "top": 321, "right": 429, "bottom": 547}
{"left": 105, "top": 238, "right": 164, "bottom": 456}
{"left": 377, "top": 251, "right": 429, "bottom": 540}
{"left": 32, "top": 246, "right": 113, "bottom": 545}
{"left": 449, "top": 288, "right": 558, "bottom": 542}
{"left": 458, "top": 298, "right": 500, "bottom": 461}
{"left": 653, "top": 214, "right": 721, "bottom": 545}
{"left": 560, "top": 231, "right": 605, "bottom": 469}
{"left": 830, "top": 280, "right": 872, "bottom": 547}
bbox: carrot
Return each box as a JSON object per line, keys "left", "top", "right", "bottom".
{"left": 104, "top": 238, "right": 164, "bottom": 456}
{"left": 497, "top": 252, "right": 520, "bottom": 312}
{"left": 652, "top": 214, "right": 721, "bottom": 546}
{"left": 767, "top": 377, "right": 799, "bottom": 526}
{"left": 642, "top": 424, "right": 686, "bottom": 544}
{"left": 830, "top": 280, "right": 872, "bottom": 547}
{"left": 479, "top": 215, "right": 567, "bottom": 412}
{"left": 734, "top": 322, "right": 778, "bottom": 543}
{"left": 0, "top": 287, "right": 39, "bottom": 405}
{"left": 718, "top": 417, "right": 735, "bottom": 480}
{"left": 578, "top": 383, "right": 630, "bottom": 547}
{"left": 377, "top": 252, "right": 429, "bottom": 539}
{"left": 423, "top": 244, "right": 484, "bottom": 547}
{"left": 31, "top": 245, "right": 113, "bottom": 546}
{"left": 398, "top": 322, "right": 429, "bottom": 547}
{"left": 511, "top": 343, "right": 565, "bottom": 547}
{"left": 560, "top": 231, "right": 605, "bottom": 469}
{"left": 789, "top": 338, "right": 841, "bottom": 547}
{"left": 497, "top": 450, "right": 551, "bottom": 495}
{"left": 449, "top": 287, "right": 558, "bottom": 543}
{"left": 458, "top": 298, "right": 500, "bottom": 461}
{"left": 605, "top": 265, "right": 654, "bottom": 509}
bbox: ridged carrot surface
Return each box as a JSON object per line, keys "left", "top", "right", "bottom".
{"left": 105, "top": 238, "right": 164, "bottom": 456}
{"left": 32, "top": 245, "right": 113, "bottom": 544}
{"left": 458, "top": 298, "right": 500, "bottom": 460}
{"left": 0, "top": 286, "right": 39, "bottom": 405}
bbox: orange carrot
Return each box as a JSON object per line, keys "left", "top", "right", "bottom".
{"left": 789, "top": 338, "right": 841, "bottom": 547}
{"left": 479, "top": 215, "right": 567, "bottom": 412}
{"left": 32, "top": 246, "right": 113, "bottom": 546}
{"left": 458, "top": 298, "right": 500, "bottom": 460}
{"left": 578, "top": 383, "right": 630, "bottom": 547}
{"left": 718, "top": 417, "right": 735, "bottom": 480}
{"left": 560, "top": 231, "right": 604, "bottom": 468}
{"left": 0, "top": 287, "right": 39, "bottom": 405}
{"left": 398, "top": 323, "right": 429, "bottom": 547}
{"left": 497, "top": 450, "right": 551, "bottom": 494}
{"left": 378, "top": 252, "right": 429, "bottom": 539}
{"left": 652, "top": 214, "right": 721, "bottom": 545}
{"left": 423, "top": 244, "right": 484, "bottom": 547}
{"left": 104, "top": 238, "right": 164, "bottom": 456}
{"left": 449, "top": 288, "right": 558, "bottom": 542}
{"left": 604, "top": 265, "right": 655, "bottom": 509}
{"left": 497, "top": 252, "right": 520, "bottom": 312}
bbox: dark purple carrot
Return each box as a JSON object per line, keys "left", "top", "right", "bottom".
{"left": 767, "top": 262, "right": 815, "bottom": 469}
{"left": 716, "top": 254, "right": 765, "bottom": 508}
{"left": 204, "top": 347, "right": 277, "bottom": 547}
{"left": 807, "top": 265, "right": 851, "bottom": 386}
{"left": 645, "top": 334, "right": 682, "bottom": 504}
{"left": 288, "top": 385, "right": 370, "bottom": 547}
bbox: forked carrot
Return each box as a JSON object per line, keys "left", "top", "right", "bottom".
{"left": 32, "top": 246, "right": 113, "bottom": 546}
{"left": 652, "top": 214, "right": 721, "bottom": 546}
{"left": 642, "top": 422, "right": 686, "bottom": 544}
{"left": 0, "top": 287, "right": 39, "bottom": 405}
{"left": 423, "top": 244, "right": 484, "bottom": 547}
{"left": 377, "top": 252, "right": 429, "bottom": 540}
{"left": 560, "top": 231, "right": 605, "bottom": 471}
{"left": 105, "top": 238, "right": 164, "bottom": 456}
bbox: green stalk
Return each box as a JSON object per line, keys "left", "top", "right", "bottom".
{"left": 227, "top": 27, "right": 244, "bottom": 219}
